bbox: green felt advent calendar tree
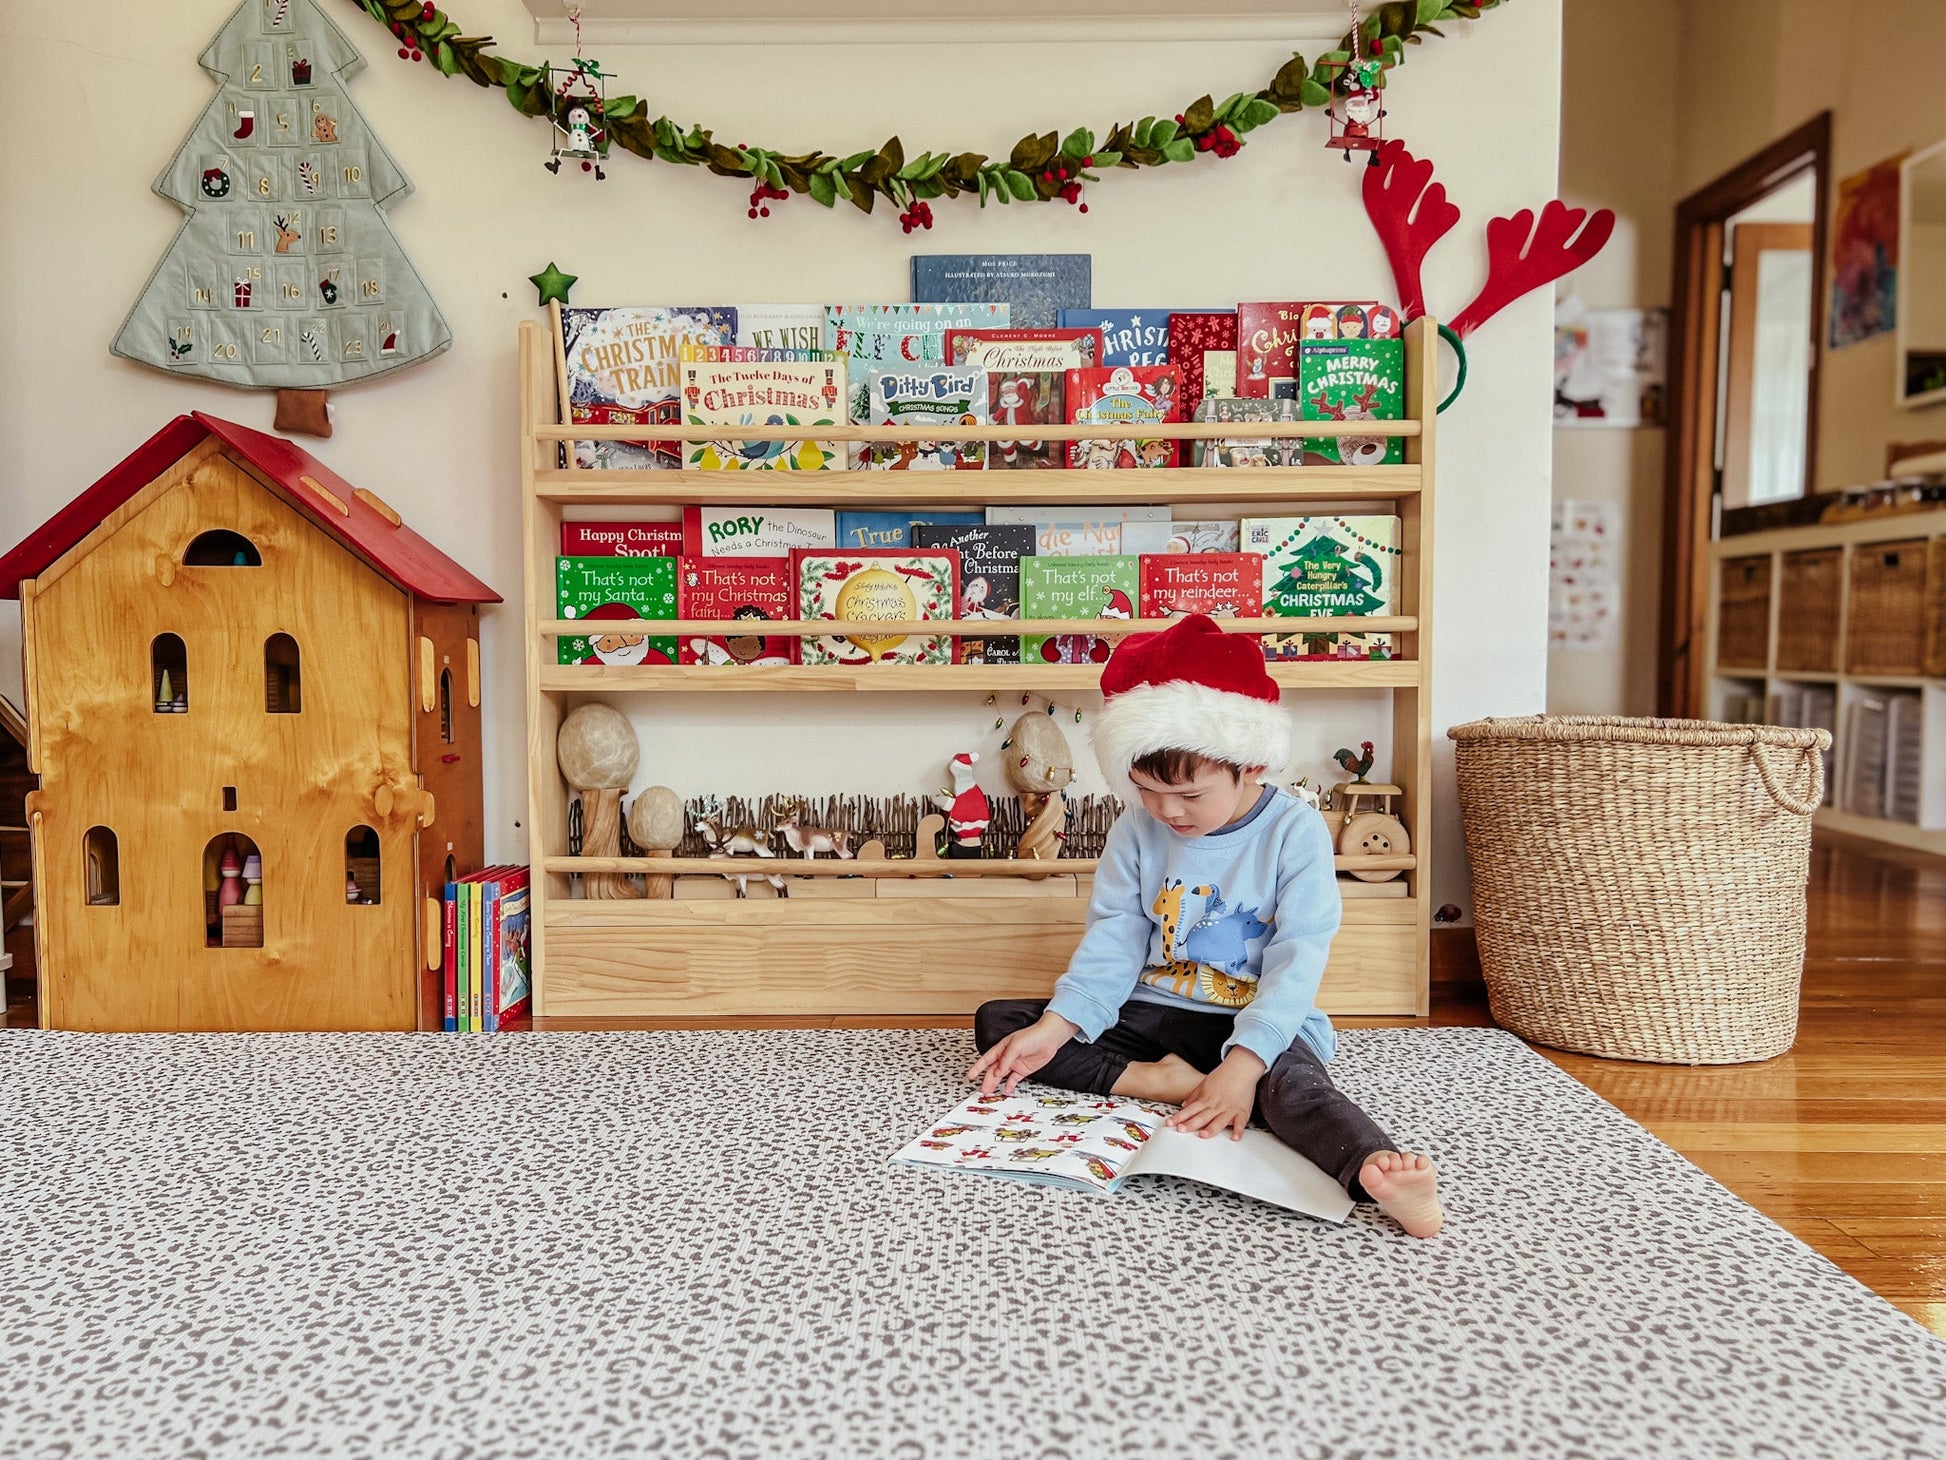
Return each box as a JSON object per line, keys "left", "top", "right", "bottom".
{"left": 113, "top": 0, "right": 450, "bottom": 423}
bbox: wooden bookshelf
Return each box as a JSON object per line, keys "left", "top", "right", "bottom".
{"left": 1705, "top": 509, "right": 1946, "bottom": 855}
{"left": 518, "top": 316, "right": 1439, "bottom": 1022}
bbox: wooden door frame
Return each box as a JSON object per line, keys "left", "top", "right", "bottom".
{"left": 1658, "top": 112, "right": 1831, "bottom": 718}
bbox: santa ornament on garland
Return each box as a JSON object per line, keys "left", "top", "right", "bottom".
{"left": 936, "top": 752, "right": 992, "bottom": 859}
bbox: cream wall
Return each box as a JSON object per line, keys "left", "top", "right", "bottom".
{"left": 1677, "top": 0, "right": 1946, "bottom": 493}
{"left": 0, "top": 0, "right": 1563, "bottom": 912}
{"left": 1547, "top": 0, "right": 1682, "bottom": 717}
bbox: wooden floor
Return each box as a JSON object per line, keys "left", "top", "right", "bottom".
{"left": 7, "top": 831, "right": 1942, "bottom": 1337}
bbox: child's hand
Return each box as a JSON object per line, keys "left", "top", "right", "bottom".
{"left": 966, "top": 1012, "right": 1077, "bottom": 1097}
{"left": 1167, "top": 1052, "right": 1265, "bottom": 1140}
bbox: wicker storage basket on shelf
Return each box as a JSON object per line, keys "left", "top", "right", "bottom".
{"left": 1448, "top": 716, "right": 1831, "bottom": 1065}
{"left": 1716, "top": 555, "right": 1773, "bottom": 669}
{"left": 1924, "top": 537, "right": 1946, "bottom": 679}
{"left": 1776, "top": 547, "right": 1843, "bottom": 673}
{"left": 1845, "top": 538, "right": 1928, "bottom": 676}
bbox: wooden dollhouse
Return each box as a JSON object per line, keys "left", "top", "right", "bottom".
{"left": 0, "top": 412, "right": 500, "bottom": 1031}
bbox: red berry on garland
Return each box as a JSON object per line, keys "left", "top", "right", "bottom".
{"left": 411, "top": 50, "right": 422, "bottom": 61}
{"left": 424, "top": 1, "right": 435, "bottom": 15}
{"left": 748, "top": 207, "right": 758, "bottom": 218}
{"left": 759, "top": 206, "right": 769, "bottom": 217}
{"left": 397, "top": 46, "right": 409, "bottom": 58}
{"left": 1079, "top": 203, "right": 1089, "bottom": 213}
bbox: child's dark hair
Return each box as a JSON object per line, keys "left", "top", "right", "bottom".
{"left": 1130, "top": 748, "right": 1242, "bottom": 787}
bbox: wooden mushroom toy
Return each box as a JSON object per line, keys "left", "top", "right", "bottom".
{"left": 557, "top": 702, "right": 640, "bottom": 900}
{"left": 1005, "top": 711, "right": 1075, "bottom": 872}
{"left": 627, "top": 786, "right": 686, "bottom": 899}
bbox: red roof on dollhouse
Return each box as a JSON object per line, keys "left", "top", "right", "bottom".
{"left": 0, "top": 413, "right": 500, "bottom": 604}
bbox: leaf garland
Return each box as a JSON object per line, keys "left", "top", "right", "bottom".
{"left": 353, "top": 0, "right": 1504, "bottom": 222}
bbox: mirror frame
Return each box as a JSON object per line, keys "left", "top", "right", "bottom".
{"left": 1895, "top": 137, "right": 1946, "bottom": 409}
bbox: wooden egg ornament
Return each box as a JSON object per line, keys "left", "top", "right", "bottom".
{"left": 627, "top": 785, "right": 686, "bottom": 899}
{"left": 1005, "top": 711, "right": 1075, "bottom": 870}
{"left": 558, "top": 702, "right": 641, "bottom": 899}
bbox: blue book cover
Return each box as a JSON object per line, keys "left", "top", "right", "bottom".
{"left": 911, "top": 255, "right": 1091, "bottom": 330}
{"left": 1059, "top": 309, "right": 1210, "bottom": 367}
{"left": 835, "top": 510, "right": 985, "bottom": 551}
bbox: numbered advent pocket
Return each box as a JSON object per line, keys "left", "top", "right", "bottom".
{"left": 336, "top": 152, "right": 371, "bottom": 200}
{"left": 353, "top": 258, "right": 385, "bottom": 307}
{"left": 313, "top": 262, "right": 345, "bottom": 309}
{"left": 226, "top": 209, "right": 266, "bottom": 257}
{"left": 208, "top": 318, "right": 247, "bottom": 365}
{"left": 294, "top": 317, "right": 334, "bottom": 367}
{"left": 253, "top": 321, "right": 288, "bottom": 366}
{"left": 229, "top": 263, "right": 265, "bottom": 310}
{"left": 272, "top": 261, "right": 308, "bottom": 310}
{"left": 185, "top": 261, "right": 222, "bottom": 311}
{"left": 267, "top": 95, "right": 301, "bottom": 148}
{"left": 163, "top": 320, "right": 200, "bottom": 366}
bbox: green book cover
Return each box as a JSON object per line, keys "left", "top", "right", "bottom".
{"left": 456, "top": 882, "right": 472, "bottom": 1034}
{"left": 556, "top": 555, "right": 679, "bottom": 666}
{"left": 1299, "top": 339, "right": 1404, "bottom": 465}
{"left": 1019, "top": 555, "right": 1138, "bottom": 665}
{"left": 1243, "top": 515, "right": 1401, "bottom": 660}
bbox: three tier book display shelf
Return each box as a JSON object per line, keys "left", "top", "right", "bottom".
{"left": 517, "top": 316, "right": 1439, "bottom": 1024}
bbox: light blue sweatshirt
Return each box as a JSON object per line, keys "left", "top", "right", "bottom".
{"left": 1047, "top": 787, "right": 1341, "bottom": 1067}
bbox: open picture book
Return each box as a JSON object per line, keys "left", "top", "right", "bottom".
{"left": 893, "top": 1090, "right": 1354, "bottom": 1222}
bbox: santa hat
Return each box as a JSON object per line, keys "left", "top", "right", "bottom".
{"left": 1091, "top": 614, "right": 1289, "bottom": 801}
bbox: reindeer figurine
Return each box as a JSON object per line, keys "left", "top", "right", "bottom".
{"left": 774, "top": 805, "right": 855, "bottom": 860}
{"left": 694, "top": 796, "right": 785, "bottom": 896}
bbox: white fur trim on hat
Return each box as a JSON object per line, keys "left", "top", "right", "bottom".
{"left": 1091, "top": 679, "right": 1291, "bottom": 803}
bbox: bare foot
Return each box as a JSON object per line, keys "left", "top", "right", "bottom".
{"left": 1111, "top": 1052, "right": 1203, "bottom": 1105}
{"left": 1360, "top": 1151, "right": 1444, "bottom": 1238}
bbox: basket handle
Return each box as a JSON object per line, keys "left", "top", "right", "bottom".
{"left": 1750, "top": 739, "right": 1824, "bottom": 816}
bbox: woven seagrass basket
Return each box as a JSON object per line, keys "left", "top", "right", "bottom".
{"left": 1448, "top": 716, "right": 1831, "bottom": 1065}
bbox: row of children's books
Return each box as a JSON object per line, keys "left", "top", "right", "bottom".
{"left": 559, "top": 291, "right": 1404, "bottom": 473}
{"left": 557, "top": 513, "right": 1401, "bottom": 667}
{"left": 442, "top": 866, "right": 532, "bottom": 1033}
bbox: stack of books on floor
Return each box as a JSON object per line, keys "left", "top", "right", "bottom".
{"left": 443, "top": 866, "right": 532, "bottom": 1032}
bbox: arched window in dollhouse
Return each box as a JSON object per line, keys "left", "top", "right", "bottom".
{"left": 265, "top": 633, "right": 302, "bottom": 713}
{"left": 83, "top": 826, "right": 120, "bottom": 906}
{"left": 202, "top": 833, "right": 263, "bottom": 948}
{"left": 439, "top": 668, "right": 454, "bottom": 743}
{"left": 150, "top": 633, "right": 187, "bottom": 713}
{"left": 345, "top": 825, "right": 381, "bottom": 905}
{"left": 184, "top": 530, "right": 262, "bottom": 567}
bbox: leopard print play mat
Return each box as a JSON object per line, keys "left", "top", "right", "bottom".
{"left": 2, "top": 1027, "right": 1942, "bottom": 1459}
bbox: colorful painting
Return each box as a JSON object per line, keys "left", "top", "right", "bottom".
{"left": 1829, "top": 155, "right": 1904, "bottom": 349}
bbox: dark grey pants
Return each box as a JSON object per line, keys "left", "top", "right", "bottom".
{"left": 973, "top": 997, "right": 1395, "bottom": 1202}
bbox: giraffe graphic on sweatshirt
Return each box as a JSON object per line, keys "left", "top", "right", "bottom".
{"left": 1138, "top": 879, "right": 1271, "bottom": 1009}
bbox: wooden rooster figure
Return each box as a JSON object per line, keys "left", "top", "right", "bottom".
{"left": 1361, "top": 139, "right": 1614, "bottom": 409}
{"left": 1334, "top": 741, "right": 1377, "bottom": 783}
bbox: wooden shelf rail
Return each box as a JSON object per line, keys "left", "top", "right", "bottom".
{"left": 536, "top": 420, "right": 1420, "bottom": 443}
{"left": 540, "top": 615, "right": 1418, "bottom": 639}
{"left": 545, "top": 855, "right": 1419, "bottom": 877}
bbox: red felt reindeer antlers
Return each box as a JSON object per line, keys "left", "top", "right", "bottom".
{"left": 1449, "top": 200, "right": 1615, "bottom": 338}
{"left": 1361, "top": 142, "right": 1460, "bottom": 323}
{"left": 1361, "top": 140, "right": 1614, "bottom": 340}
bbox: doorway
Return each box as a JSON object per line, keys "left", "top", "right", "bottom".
{"left": 1658, "top": 113, "right": 1831, "bottom": 717}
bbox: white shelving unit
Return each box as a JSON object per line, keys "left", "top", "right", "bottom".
{"left": 1707, "top": 508, "right": 1946, "bottom": 854}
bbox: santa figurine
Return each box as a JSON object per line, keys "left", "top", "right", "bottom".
{"left": 935, "top": 751, "right": 990, "bottom": 859}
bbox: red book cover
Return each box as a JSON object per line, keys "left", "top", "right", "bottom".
{"left": 1167, "top": 311, "right": 1237, "bottom": 422}
{"left": 677, "top": 556, "right": 796, "bottom": 665}
{"left": 1236, "top": 302, "right": 1306, "bottom": 398}
{"left": 1139, "top": 552, "right": 1263, "bottom": 621}
{"left": 495, "top": 867, "right": 533, "bottom": 1028}
{"left": 943, "top": 327, "right": 1106, "bottom": 371}
{"left": 560, "top": 522, "right": 683, "bottom": 557}
{"left": 1064, "top": 365, "right": 1183, "bottom": 469}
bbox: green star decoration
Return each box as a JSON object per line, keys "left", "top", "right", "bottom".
{"left": 528, "top": 262, "right": 577, "bottom": 306}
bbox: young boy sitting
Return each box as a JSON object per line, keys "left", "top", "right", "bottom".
{"left": 967, "top": 614, "right": 1443, "bottom": 1237}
